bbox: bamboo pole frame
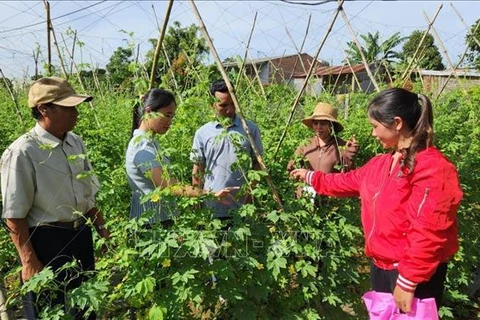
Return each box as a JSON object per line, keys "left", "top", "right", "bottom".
{"left": 60, "top": 33, "right": 101, "bottom": 128}
{"left": 284, "top": 14, "right": 312, "bottom": 82}
{"left": 435, "top": 5, "right": 480, "bottom": 101}
{"left": 400, "top": 4, "right": 443, "bottom": 85}
{"left": 423, "top": 11, "right": 467, "bottom": 95}
{"left": 0, "top": 67, "right": 25, "bottom": 131}
{"left": 339, "top": 3, "right": 380, "bottom": 93}
{"left": 272, "top": 0, "right": 345, "bottom": 160}
{"left": 233, "top": 12, "right": 266, "bottom": 100}
{"left": 149, "top": 0, "right": 174, "bottom": 90}
{"left": 451, "top": 3, "right": 480, "bottom": 49}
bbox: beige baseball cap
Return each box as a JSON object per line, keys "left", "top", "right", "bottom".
{"left": 28, "top": 77, "right": 93, "bottom": 108}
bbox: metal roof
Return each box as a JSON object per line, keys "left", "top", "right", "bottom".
{"left": 419, "top": 69, "right": 480, "bottom": 78}
{"left": 222, "top": 53, "right": 327, "bottom": 67}
{"left": 293, "top": 63, "right": 368, "bottom": 77}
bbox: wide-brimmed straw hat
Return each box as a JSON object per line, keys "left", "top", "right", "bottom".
{"left": 302, "top": 102, "right": 344, "bottom": 133}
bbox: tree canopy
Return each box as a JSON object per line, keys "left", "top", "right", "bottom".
{"left": 146, "top": 21, "right": 209, "bottom": 89}
{"left": 399, "top": 30, "right": 444, "bottom": 70}
{"left": 106, "top": 46, "right": 134, "bottom": 87}
{"left": 344, "top": 31, "right": 405, "bottom": 66}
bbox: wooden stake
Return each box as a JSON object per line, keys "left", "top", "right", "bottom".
{"left": 286, "top": 14, "right": 312, "bottom": 84}
{"left": 149, "top": 0, "right": 174, "bottom": 90}
{"left": 70, "top": 31, "right": 77, "bottom": 75}
{"left": 343, "top": 54, "right": 362, "bottom": 91}
{"left": 45, "top": 1, "right": 52, "bottom": 74}
{"left": 189, "top": 0, "right": 284, "bottom": 210}
{"left": 435, "top": 16, "right": 480, "bottom": 101}
{"left": 32, "top": 46, "right": 40, "bottom": 80}
{"left": 273, "top": 0, "right": 345, "bottom": 160}
{"left": 400, "top": 4, "right": 443, "bottom": 85}
{"left": 0, "top": 67, "right": 25, "bottom": 131}
{"left": 235, "top": 12, "right": 258, "bottom": 88}
{"left": 60, "top": 33, "right": 101, "bottom": 128}
{"left": 339, "top": 3, "right": 380, "bottom": 93}
{"left": 423, "top": 11, "right": 467, "bottom": 95}
{"left": 151, "top": 2, "right": 182, "bottom": 100}
{"left": 451, "top": 3, "right": 480, "bottom": 49}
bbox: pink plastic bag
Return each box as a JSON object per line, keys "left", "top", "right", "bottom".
{"left": 362, "top": 291, "right": 439, "bottom": 320}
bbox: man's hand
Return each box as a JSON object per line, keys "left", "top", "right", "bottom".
{"left": 290, "top": 169, "right": 309, "bottom": 182}
{"left": 214, "top": 186, "right": 239, "bottom": 205}
{"left": 393, "top": 284, "right": 414, "bottom": 313}
{"left": 22, "top": 260, "right": 44, "bottom": 282}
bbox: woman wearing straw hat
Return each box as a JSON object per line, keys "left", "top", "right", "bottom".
{"left": 287, "top": 102, "right": 359, "bottom": 175}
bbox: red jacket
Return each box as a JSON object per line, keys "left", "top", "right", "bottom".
{"left": 305, "top": 147, "right": 462, "bottom": 286}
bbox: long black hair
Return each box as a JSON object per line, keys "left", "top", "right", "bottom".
{"left": 131, "top": 88, "right": 176, "bottom": 137}
{"left": 367, "top": 87, "right": 433, "bottom": 173}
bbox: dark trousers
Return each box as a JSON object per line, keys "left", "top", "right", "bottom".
{"left": 370, "top": 261, "right": 448, "bottom": 308}
{"left": 24, "top": 225, "right": 95, "bottom": 320}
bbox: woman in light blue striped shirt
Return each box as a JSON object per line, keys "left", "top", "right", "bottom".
{"left": 126, "top": 89, "right": 236, "bottom": 226}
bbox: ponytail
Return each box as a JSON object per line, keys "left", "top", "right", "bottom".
{"left": 402, "top": 94, "right": 434, "bottom": 173}
{"left": 130, "top": 92, "right": 149, "bottom": 138}
{"left": 368, "top": 88, "right": 435, "bottom": 175}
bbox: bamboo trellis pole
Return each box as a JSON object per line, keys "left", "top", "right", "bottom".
{"left": 235, "top": 12, "right": 258, "bottom": 89}
{"left": 451, "top": 3, "right": 480, "bottom": 50}
{"left": 149, "top": 0, "right": 174, "bottom": 90}
{"left": 151, "top": 3, "right": 182, "bottom": 101}
{"left": 189, "top": 0, "right": 284, "bottom": 210}
{"left": 69, "top": 31, "right": 77, "bottom": 75}
{"left": 284, "top": 23, "right": 309, "bottom": 80}
{"left": 245, "top": 50, "right": 267, "bottom": 99}
{"left": 285, "top": 14, "right": 312, "bottom": 84}
{"left": 423, "top": 11, "right": 467, "bottom": 95}
{"left": 400, "top": 4, "right": 443, "bottom": 85}
{"left": 272, "top": 0, "right": 345, "bottom": 160}
{"left": 42, "top": 1, "right": 69, "bottom": 80}
{"left": 434, "top": 23, "right": 480, "bottom": 102}
{"left": 45, "top": 1, "right": 52, "bottom": 74}
{"left": 233, "top": 12, "right": 266, "bottom": 100}
{"left": 0, "top": 67, "right": 25, "bottom": 130}
{"left": 60, "top": 33, "right": 101, "bottom": 128}
{"left": 343, "top": 55, "right": 362, "bottom": 92}
{"left": 339, "top": 4, "right": 380, "bottom": 93}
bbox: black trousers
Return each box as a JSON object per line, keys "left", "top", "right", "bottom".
{"left": 24, "top": 225, "right": 95, "bottom": 320}
{"left": 370, "top": 261, "right": 448, "bottom": 308}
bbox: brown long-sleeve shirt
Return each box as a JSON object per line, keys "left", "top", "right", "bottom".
{"left": 287, "top": 135, "right": 355, "bottom": 173}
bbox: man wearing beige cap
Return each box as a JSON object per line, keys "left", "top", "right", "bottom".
{"left": 1, "top": 77, "right": 109, "bottom": 319}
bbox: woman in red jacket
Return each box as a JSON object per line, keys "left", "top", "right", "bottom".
{"left": 290, "top": 88, "right": 462, "bottom": 313}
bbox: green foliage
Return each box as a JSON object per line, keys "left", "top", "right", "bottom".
{"left": 400, "top": 30, "right": 445, "bottom": 70}
{"left": 344, "top": 31, "right": 406, "bottom": 66}
{"left": 0, "top": 65, "right": 479, "bottom": 319}
{"left": 146, "top": 21, "right": 209, "bottom": 90}
{"left": 106, "top": 46, "right": 134, "bottom": 88}
{"left": 465, "top": 18, "right": 480, "bottom": 70}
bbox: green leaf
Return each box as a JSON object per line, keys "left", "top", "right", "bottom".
{"left": 149, "top": 304, "right": 167, "bottom": 320}
{"left": 135, "top": 276, "right": 156, "bottom": 297}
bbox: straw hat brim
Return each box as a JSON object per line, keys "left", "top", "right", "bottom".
{"left": 302, "top": 114, "right": 344, "bottom": 133}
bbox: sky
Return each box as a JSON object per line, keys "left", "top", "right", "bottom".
{"left": 0, "top": 1, "right": 478, "bottom": 80}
